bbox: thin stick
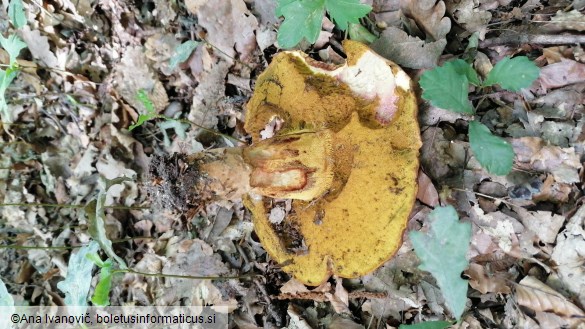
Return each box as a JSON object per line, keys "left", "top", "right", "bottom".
{"left": 119, "top": 269, "right": 257, "bottom": 281}
{"left": 0, "top": 203, "right": 150, "bottom": 210}
{"left": 480, "top": 34, "right": 585, "bottom": 48}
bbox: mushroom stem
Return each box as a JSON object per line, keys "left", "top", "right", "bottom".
{"left": 154, "top": 129, "right": 335, "bottom": 205}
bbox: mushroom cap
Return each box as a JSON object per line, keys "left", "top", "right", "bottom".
{"left": 244, "top": 41, "right": 421, "bottom": 286}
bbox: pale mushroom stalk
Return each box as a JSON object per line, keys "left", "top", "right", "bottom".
{"left": 185, "top": 129, "right": 334, "bottom": 202}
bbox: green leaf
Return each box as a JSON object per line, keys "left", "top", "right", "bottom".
{"left": 129, "top": 113, "right": 156, "bottom": 131}
{"left": 449, "top": 59, "right": 481, "bottom": 86}
{"left": 400, "top": 321, "right": 453, "bottom": 329}
{"left": 276, "top": 0, "right": 296, "bottom": 16}
{"left": 276, "top": 0, "right": 325, "bottom": 48}
{"left": 8, "top": 0, "right": 27, "bottom": 29}
{"left": 88, "top": 255, "right": 113, "bottom": 307}
{"left": 169, "top": 40, "right": 199, "bottom": 70}
{"left": 325, "top": 0, "right": 372, "bottom": 31}
{"left": 86, "top": 177, "right": 131, "bottom": 270}
{"left": 57, "top": 241, "right": 100, "bottom": 306}
{"left": 0, "top": 34, "right": 27, "bottom": 65}
{"left": 483, "top": 56, "right": 540, "bottom": 91}
{"left": 348, "top": 23, "right": 377, "bottom": 44}
{"left": 410, "top": 206, "right": 471, "bottom": 320}
{"left": 420, "top": 60, "right": 473, "bottom": 114}
{"left": 136, "top": 89, "right": 155, "bottom": 113}
{"left": 468, "top": 120, "right": 514, "bottom": 176}
{"left": 129, "top": 89, "right": 159, "bottom": 130}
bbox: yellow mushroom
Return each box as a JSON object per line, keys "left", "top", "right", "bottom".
{"left": 243, "top": 40, "right": 421, "bottom": 285}
{"left": 151, "top": 40, "right": 421, "bottom": 286}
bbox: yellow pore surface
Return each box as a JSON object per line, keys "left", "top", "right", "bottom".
{"left": 244, "top": 41, "right": 422, "bottom": 286}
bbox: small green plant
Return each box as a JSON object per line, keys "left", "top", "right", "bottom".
{"left": 419, "top": 56, "right": 540, "bottom": 175}
{"left": 128, "top": 89, "right": 158, "bottom": 131}
{"left": 1, "top": 0, "right": 27, "bottom": 124}
{"left": 410, "top": 206, "right": 471, "bottom": 321}
{"left": 0, "top": 34, "right": 27, "bottom": 124}
{"left": 276, "top": 0, "right": 372, "bottom": 48}
{"left": 86, "top": 253, "right": 113, "bottom": 306}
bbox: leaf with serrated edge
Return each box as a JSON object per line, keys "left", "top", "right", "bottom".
{"left": 276, "top": 0, "right": 325, "bottom": 48}
{"left": 0, "top": 34, "right": 26, "bottom": 65}
{"left": 484, "top": 56, "right": 540, "bottom": 91}
{"left": 410, "top": 206, "right": 471, "bottom": 320}
{"left": 468, "top": 120, "right": 514, "bottom": 175}
{"left": 420, "top": 60, "right": 473, "bottom": 114}
{"left": 325, "top": 0, "right": 371, "bottom": 31}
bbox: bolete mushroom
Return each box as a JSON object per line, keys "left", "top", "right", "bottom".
{"left": 150, "top": 41, "right": 421, "bottom": 286}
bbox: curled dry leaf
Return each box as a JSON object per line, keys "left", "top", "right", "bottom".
{"left": 416, "top": 170, "right": 439, "bottom": 207}
{"left": 466, "top": 263, "right": 512, "bottom": 294}
{"left": 516, "top": 276, "right": 585, "bottom": 326}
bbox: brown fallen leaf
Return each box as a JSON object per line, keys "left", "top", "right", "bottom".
{"left": 416, "top": 170, "right": 439, "bottom": 207}
{"left": 466, "top": 263, "right": 512, "bottom": 294}
{"left": 532, "top": 175, "right": 572, "bottom": 203}
{"left": 538, "top": 59, "right": 585, "bottom": 90}
{"left": 515, "top": 276, "right": 585, "bottom": 327}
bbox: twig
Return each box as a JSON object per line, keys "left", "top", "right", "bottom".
{"left": 120, "top": 269, "right": 257, "bottom": 280}
{"left": 0, "top": 203, "right": 150, "bottom": 210}
{"left": 480, "top": 34, "right": 585, "bottom": 48}
{"left": 276, "top": 291, "right": 388, "bottom": 301}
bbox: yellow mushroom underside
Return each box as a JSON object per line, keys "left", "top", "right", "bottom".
{"left": 244, "top": 41, "right": 421, "bottom": 286}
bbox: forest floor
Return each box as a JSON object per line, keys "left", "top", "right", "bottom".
{"left": 1, "top": 0, "right": 585, "bottom": 328}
